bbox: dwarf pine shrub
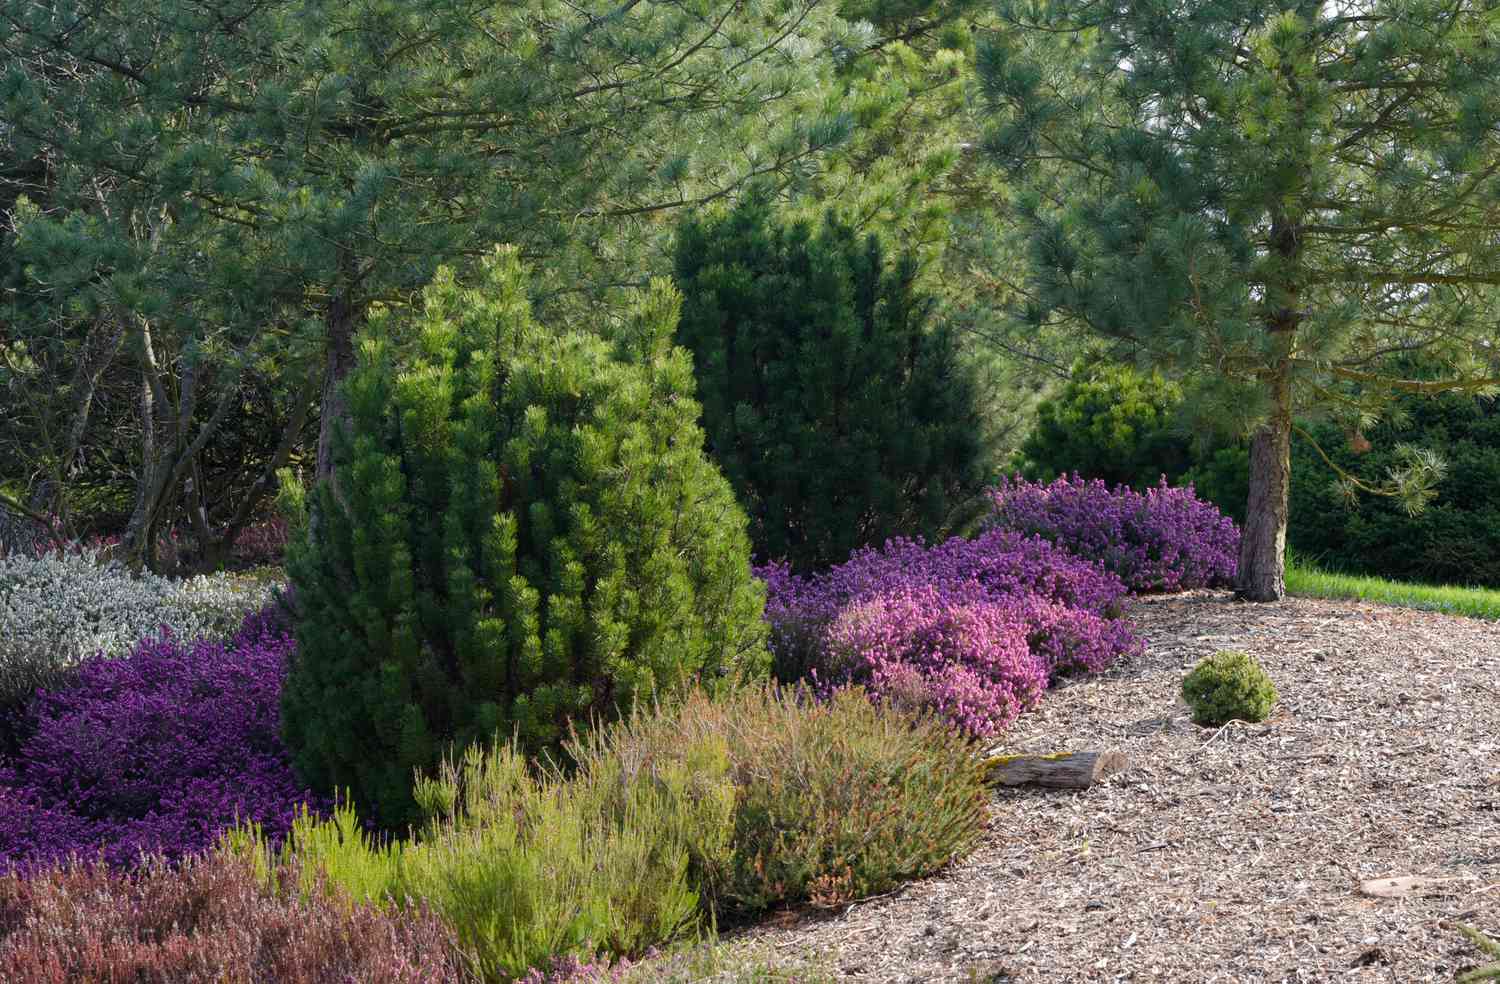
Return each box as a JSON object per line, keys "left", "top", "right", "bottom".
{"left": 1180, "top": 650, "right": 1277, "bottom": 727}
{"left": 674, "top": 200, "right": 989, "bottom": 572}
{"left": 284, "top": 246, "right": 768, "bottom": 829}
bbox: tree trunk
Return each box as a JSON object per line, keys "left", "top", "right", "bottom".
{"left": 315, "top": 291, "right": 359, "bottom": 488}
{"left": 1237, "top": 353, "right": 1294, "bottom": 602}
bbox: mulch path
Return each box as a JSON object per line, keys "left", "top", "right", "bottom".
{"left": 731, "top": 591, "right": 1500, "bottom": 982}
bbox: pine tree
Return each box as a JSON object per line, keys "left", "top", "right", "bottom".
{"left": 1, "top": 0, "right": 862, "bottom": 560}
{"left": 673, "top": 200, "right": 989, "bottom": 572}
{"left": 980, "top": 1, "right": 1500, "bottom": 599}
{"left": 282, "top": 248, "right": 768, "bottom": 829}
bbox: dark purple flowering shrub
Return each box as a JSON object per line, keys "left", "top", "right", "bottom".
{"left": 989, "top": 475, "right": 1240, "bottom": 593}
{"left": 0, "top": 604, "right": 322, "bottom": 872}
{"left": 758, "top": 528, "right": 1143, "bottom": 737}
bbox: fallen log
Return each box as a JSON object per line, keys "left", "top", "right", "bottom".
{"left": 982, "top": 749, "right": 1129, "bottom": 789}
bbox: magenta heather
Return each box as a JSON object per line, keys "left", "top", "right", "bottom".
{"left": 0, "top": 603, "right": 322, "bottom": 872}
{"left": 825, "top": 587, "right": 1047, "bottom": 736}
{"left": 757, "top": 524, "right": 1146, "bottom": 737}
{"left": 988, "top": 475, "right": 1240, "bottom": 593}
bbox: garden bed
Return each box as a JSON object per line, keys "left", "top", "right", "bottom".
{"left": 731, "top": 591, "right": 1500, "bottom": 982}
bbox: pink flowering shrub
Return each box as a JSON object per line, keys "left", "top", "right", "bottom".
{"left": 757, "top": 527, "right": 1144, "bottom": 737}
{"left": 988, "top": 475, "right": 1239, "bottom": 593}
{"left": 824, "top": 587, "right": 1047, "bottom": 736}
{"left": 758, "top": 527, "right": 1135, "bottom": 684}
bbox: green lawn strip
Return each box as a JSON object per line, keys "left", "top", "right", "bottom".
{"left": 1286, "top": 559, "right": 1500, "bottom": 621}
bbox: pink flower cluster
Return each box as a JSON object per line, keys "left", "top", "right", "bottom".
{"left": 757, "top": 528, "right": 1143, "bottom": 738}
{"left": 989, "top": 475, "right": 1239, "bottom": 593}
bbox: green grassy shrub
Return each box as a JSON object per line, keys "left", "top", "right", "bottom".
{"left": 228, "top": 727, "right": 735, "bottom": 982}
{"left": 231, "top": 684, "right": 986, "bottom": 979}
{"left": 284, "top": 247, "right": 768, "bottom": 829}
{"left": 1180, "top": 650, "right": 1277, "bottom": 727}
{"left": 605, "top": 686, "right": 989, "bottom": 918}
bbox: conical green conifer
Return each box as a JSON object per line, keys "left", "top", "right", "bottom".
{"left": 674, "top": 201, "right": 989, "bottom": 573}
{"left": 283, "top": 248, "right": 768, "bottom": 828}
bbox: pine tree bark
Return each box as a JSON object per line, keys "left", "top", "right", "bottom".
{"left": 1237, "top": 340, "right": 1294, "bottom": 602}
{"left": 315, "top": 290, "right": 358, "bottom": 487}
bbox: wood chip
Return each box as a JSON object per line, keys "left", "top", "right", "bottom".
{"left": 725, "top": 590, "right": 1500, "bottom": 982}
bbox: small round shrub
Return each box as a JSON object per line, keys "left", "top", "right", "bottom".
{"left": 285, "top": 248, "right": 768, "bottom": 829}
{"left": 1016, "top": 359, "right": 1192, "bottom": 490}
{"left": 1180, "top": 650, "right": 1277, "bottom": 727}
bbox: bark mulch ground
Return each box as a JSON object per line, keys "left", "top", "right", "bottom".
{"left": 731, "top": 591, "right": 1500, "bottom": 983}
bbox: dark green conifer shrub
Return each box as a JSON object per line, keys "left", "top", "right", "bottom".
{"left": 1180, "top": 650, "right": 1277, "bottom": 728}
{"left": 1017, "top": 359, "right": 1193, "bottom": 490}
{"left": 283, "top": 248, "right": 768, "bottom": 828}
{"left": 673, "top": 200, "right": 989, "bottom": 572}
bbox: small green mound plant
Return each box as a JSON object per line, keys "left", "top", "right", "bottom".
{"left": 1180, "top": 650, "right": 1278, "bottom": 727}
{"left": 283, "top": 247, "right": 768, "bottom": 828}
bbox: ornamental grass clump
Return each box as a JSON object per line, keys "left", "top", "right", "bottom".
{"left": 0, "top": 605, "right": 322, "bottom": 872}
{"left": 1180, "top": 650, "right": 1278, "bottom": 727}
{"left": 284, "top": 248, "right": 768, "bottom": 830}
{"left": 0, "top": 854, "right": 467, "bottom": 983}
{"left": 989, "top": 475, "right": 1240, "bottom": 593}
{"left": 229, "top": 720, "right": 737, "bottom": 982}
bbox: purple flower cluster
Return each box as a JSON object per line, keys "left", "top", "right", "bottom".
{"left": 989, "top": 475, "right": 1240, "bottom": 593}
{"left": 757, "top": 528, "right": 1142, "bottom": 738}
{"left": 0, "top": 604, "right": 323, "bottom": 872}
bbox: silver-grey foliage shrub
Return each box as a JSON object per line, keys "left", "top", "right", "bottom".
{"left": 0, "top": 550, "right": 270, "bottom": 707}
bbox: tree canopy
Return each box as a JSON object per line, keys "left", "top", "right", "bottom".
{"left": 981, "top": 0, "right": 1500, "bottom": 599}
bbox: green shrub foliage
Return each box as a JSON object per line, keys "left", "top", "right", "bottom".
{"left": 607, "top": 686, "right": 990, "bottom": 918}
{"left": 1017, "top": 360, "right": 1193, "bottom": 490}
{"left": 673, "top": 200, "right": 988, "bottom": 572}
{"left": 241, "top": 683, "right": 985, "bottom": 978}
{"left": 283, "top": 248, "right": 768, "bottom": 828}
{"left": 1283, "top": 390, "right": 1500, "bottom": 587}
{"left": 1180, "top": 651, "right": 1277, "bottom": 728}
